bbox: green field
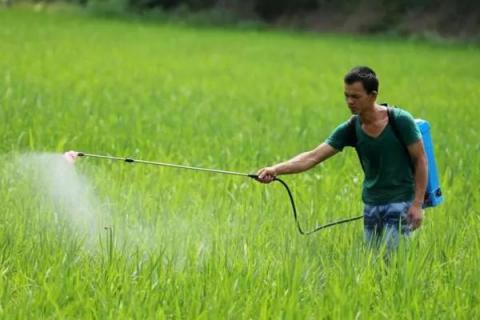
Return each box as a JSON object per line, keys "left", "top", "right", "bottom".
{"left": 1, "top": 7, "right": 479, "bottom": 319}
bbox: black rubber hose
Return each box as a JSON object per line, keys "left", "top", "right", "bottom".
{"left": 249, "top": 174, "right": 363, "bottom": 235}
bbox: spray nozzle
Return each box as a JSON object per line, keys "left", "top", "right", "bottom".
{"left": 63, "top": 151, "right": 80, "bottom": 164}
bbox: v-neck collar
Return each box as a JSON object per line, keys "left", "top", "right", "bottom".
{"left": 358, "top": 117, "right": 390, "bottom": 140}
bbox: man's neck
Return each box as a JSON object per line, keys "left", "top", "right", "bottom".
{"left": 359, "top": 103, "right": 383, "bottom": 124}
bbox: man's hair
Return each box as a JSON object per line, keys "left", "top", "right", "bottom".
{"left": 344, "top": 66, "right": 379, "bottom": 94}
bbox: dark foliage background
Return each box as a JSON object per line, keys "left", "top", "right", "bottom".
{"left": 5, "top": 0, "right": 480, "bottom": 39}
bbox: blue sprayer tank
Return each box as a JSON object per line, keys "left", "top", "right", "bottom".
{"left": 415, "top": 119, "right": 443, "bottom": 208}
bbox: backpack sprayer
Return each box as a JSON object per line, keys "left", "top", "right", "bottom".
{"left": 65, "top": 111, "right": 442, "bottom": 235}
{"left": 67, "top": 151, "right": 363, "bottom": 235}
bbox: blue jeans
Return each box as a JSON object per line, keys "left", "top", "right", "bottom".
{"left": 363, "top": 201, "right": 412, "bottom": 252}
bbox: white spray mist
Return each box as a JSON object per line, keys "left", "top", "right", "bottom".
{"left": 4, "top": 152, "right": 212, "bottom": 265}
{"left": 15, "top": 152, "right": 111, "bottom": 245}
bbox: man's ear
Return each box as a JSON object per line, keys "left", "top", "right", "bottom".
{"left": 370, "top": 90, "right": 378, "bottom": 99}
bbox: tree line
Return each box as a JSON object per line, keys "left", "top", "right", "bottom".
{"left": 6, "top": 0, "right": 479, "bottom": 38}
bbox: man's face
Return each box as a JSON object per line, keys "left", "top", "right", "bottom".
{"left": 344, "top": 81, "right": 377, "bottom": 114}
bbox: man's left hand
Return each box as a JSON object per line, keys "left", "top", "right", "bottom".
{"left": 407, "top": 203, "right": 424, "bottom": 230}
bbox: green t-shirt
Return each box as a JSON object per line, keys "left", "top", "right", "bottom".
{"left": 326, "top": 108, "right": 422, "bottom": 205}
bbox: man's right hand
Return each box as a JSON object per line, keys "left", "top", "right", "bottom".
{"left": 256, "top": 167, "right": 277, "bottom": 183}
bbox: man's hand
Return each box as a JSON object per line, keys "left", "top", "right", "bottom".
{"left": 407, "top": 202, "right": 424, "bottom": 230}
{"left": 256, "top": 167, "right": 277, "bottom": 183}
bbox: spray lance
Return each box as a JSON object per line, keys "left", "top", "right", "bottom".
{"left": 64, "top": 151, "right": 362, "bottom": 235}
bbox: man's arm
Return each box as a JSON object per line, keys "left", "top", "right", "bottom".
{"left": 407, "top": 139, "right": 428, "bottom": 229}
{"left": 256, "top": 143, "right": 338, "bottom": 183}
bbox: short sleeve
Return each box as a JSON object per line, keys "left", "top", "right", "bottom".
{"left": 394, "top": 108, "right": 422, "bottom": 146}
{"left": 325, "top": 121, "right": 355, "bottom": 151}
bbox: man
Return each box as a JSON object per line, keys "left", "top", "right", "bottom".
{"left": 257, "top": 66, "right": 428, "bottom": 251}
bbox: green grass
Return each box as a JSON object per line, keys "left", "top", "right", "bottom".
{"left": 1, "top": 7, "right": 479, "bottom": 319}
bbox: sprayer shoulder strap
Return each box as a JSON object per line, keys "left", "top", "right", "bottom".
{"left": 385, "top": 105, "right": 411, "bottom": 152}
{"left": 347, "top": 115, "right": 358, "bottom": 146}
{"left": 386, "top": 106, "right": 404, "bottom": 147}
{"left": 386, "top": 105, "right": 416, "bottom": 172}
{"left": 346, "top": 115, "right": 364, "bottom": 171}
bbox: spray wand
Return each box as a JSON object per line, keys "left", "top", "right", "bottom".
{"left": 64, "top": 151, "right": 363, "bottom": 235}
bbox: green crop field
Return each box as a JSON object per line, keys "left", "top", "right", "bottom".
{"left": 1, "top": 7, "right": 479, "bottom": 319}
